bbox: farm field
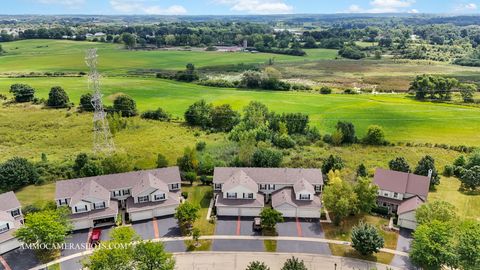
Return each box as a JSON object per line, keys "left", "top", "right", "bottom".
{"left": 1, "top": 76, "right": 479, "bottom": 146}
{"left": 0, "top": 39, "right": 337, "bottom": 75}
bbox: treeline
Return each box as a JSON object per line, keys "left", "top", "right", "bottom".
{"left": 409, "top": 75, "right": 479, "bottom": 103}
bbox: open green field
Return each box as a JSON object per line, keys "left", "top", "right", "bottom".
{"left": 0, "top": 40, "right": 337, "bottom": 75}
{"left": 1, "top": 76, "right": 479, "bottom": 146}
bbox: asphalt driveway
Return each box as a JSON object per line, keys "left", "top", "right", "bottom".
{"left": 1, "top": 248, "right": 39, "bottom": 270}
{"left": 155, "top": 215, "right": 181, "bottom": 237}
{"left": 215, "top": 216, "right": 261, "bottom": 236}
{"left": 131, "top": 219, "right": 155, "bottom": 240}
{"left": 60, "top": 229, "right": 89, "bottom": 270}
{"left": 391, "top": 228, "right": 414, "bottom": 269}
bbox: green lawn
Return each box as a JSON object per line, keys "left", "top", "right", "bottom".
{"left": 1, "top": 76, "right": 479, "bottom": 146}
{"left": 15, "top": 182, "right": 56, "bottom": 207}
{"left": 0, "top": 40, "right": 337, "bottom": 75}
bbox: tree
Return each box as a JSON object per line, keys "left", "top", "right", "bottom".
{"left": 252, "top": 148, "right": 283, "bottom": 168}
{"left": 414, "top": 155, "right": 440, "bottom": 188}
{"left": 241, "top": 70, "right": 264, "bottom": 89}
{"left": 47, "top": 86, "right": 70, "bottom": 108}
{"left": 242, "top": 101, "right": 269, "bottom": 129}
{"left": 388, "top": 157, "right": 410, "bottom": 173}
{"left": 83, "top": 226, "right": 140, "bottom": 270}
{"left": 321, "top": 155, "right": 345, "bottom": 175}
{"left": 113, "top": 94, "right": 137, "bottom": 117}
{"left": 156, "top": 153, "right": 169, "bottom": 168}
{"left": 15, "top": 208, "right": 72, "bottom": 258}
{"left": 356, "top": 163, "right": 368, "bottom": 177}
{"left": 415, "top": 201, "right": 457, "bottom": 225}
{"left": 260, "top": 208, "right": 284, "bottom": 231}
{"left": 175, "top": 63, "right": 199, "bottom": 82}
{"left": 141, "top": 107, "right": 170, "bottom": 121}
{"left": 184, "top": 99, "right": 212, "bottom": 129}
{"left": 73, "top": 153, "right": 103, "bottom": 177}
{"left": 457, "top": 220, "right": 480, "bottom": 270}
{"left": 362, "top": 125, "right": 386, "bottom": 145}
{"left": 122, "top": 32, "right": 136, "bottom": 49}
{"left": 351, "top": 222, "right": 384, "bottom": 256}
{"left": 410, "top": 221, "right": 458, "bottom": 270}
{"left": 79, "top": 93, "right": 94, "bottom": 112}
{"left": 354, "top": 178, "right": 378, "bottom": 213}
{"left": 339, "top": 45, "right": 366, "bottom": 60}
{"left": 134, "top": 241, "right": 176, "bottom": 270}
{"left": 336, "top": 121, "right": 356, "bottom": 144}
{"left": 101, "top": 153, "right": 133, "bottom": 174}
{"left": 210, "top": 104, "right": 240, "bottom": 132}
{"left": 459, "top": 83, "right": 477, "bottom": 103}
{"left": 176, "top": 147, "right": 198, "bottom": 172}
{"left": 174, "top": 201, "right": 200, "bottom": 233}
{"left": 9, "top": 83, "right": 35, "bottom": 102}
{"left": 246, "top": 261, "right": 270, "bottom": 270}
{"left": 281, "top": 257, "right": 307, "bottom": 270}
{"left": 409, "top": 75, "right": 458, "bottom": 101}
{"left": 323, "top": 171, "right": 358, "bottom": 225}
{"left": 0, "top": 157, "right": 39, "bottom": 191}
{"left": 460, "top": 166, "right": 480, "bottom": 191}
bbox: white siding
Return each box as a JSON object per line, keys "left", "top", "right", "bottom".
{"left": 152, "top": 205, "right": 176, "bottom": 217}
{"left": 297, "top": 208, "right": 321, "bottom": 218}
{"left": 216, "top": 207, "right": 240, "bottom": 216}
{"left": 274, "top": 204, "right": 320, "bottom": 218}
{"left": 295, "top": 191, "right": 314, "bottom": 201}
{"left": 72, "top": 219, "right": 93, "bottom": 230}
{"left": 239, "top": 208, "right": 262, "bottom": 217}
{"left": 223, "top": 186, "right": 256, "bottom": 200}
{"left": 378, "top": 189, "right": 404, "bottom": 200}
{"left": 0, "top": 238, "right": 21, "bottom": 254}
{"left": 130, "top": 211, "right": 153, "bottom": 222}
{"left": 276, "top": 205, "right": 296, "bottom": 218}
{"left": 72, "top": 201, "right": 91, "bottom": 213}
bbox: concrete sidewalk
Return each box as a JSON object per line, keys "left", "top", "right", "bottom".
{"left": 174, "top": 252, "right": 403, "bottom": 270}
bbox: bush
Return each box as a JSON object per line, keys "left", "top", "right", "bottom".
{"left": 0, "top": 157, "right": 39, "bottom": 191}
{"left": 9, "top": 83, "right": 35, "bottom": 102}
{"left": 47, "top": 86, "right": 70, "bottom": 108}
{"left": 362, "top": 125, "right": 386, "bottom": 145}
{"left": 351, "top": 222, "right": 384, "bottom": 256}
{"left": 79, "top": 93, "right": 94, "bottom": 112}
{"left": 205, "top": 46, "right": 217, "bottom": 51}
{"left": 443, "top": 165, "right": 454, "bottom": 177}
{"left": 113, "top": 95, "right": 137, "bottom": 117}
{"left": 198, "top": 79, "right": 236, "bottom": 88}
{"left": 181, "top": 191, "right": 189, "bottom": 199}
{"left": 196, "top": 141, "right": 206, "bottom": 151}
{"left": 320, "top": 86, "right": 332, "bottom": 94}
{"left": 272, "top": 134, "right": 295, "bottom": 149}
{"left": 372, "top": 206, "right": 389, "bottom": 216}
{"left": 141, "top": 107, "right": 170, "bottom": 121}
{"left": 339, "top": 45, "right": 366, "bottom": 60}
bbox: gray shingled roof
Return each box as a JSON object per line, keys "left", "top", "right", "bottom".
{"left": 222, "top": 170, "right": 258, "bottom": 193}
{"left": 398, "top": 196, "right": 425, "bottom": 215}
{"left": 131, "top": 174, "right": 169, "bottom": 197}
{"left": 0, "top": 192, "right": 22, "bottom": 212}
{"left": 214, "top": 167, "right": 323, "bottom": 185}
{"left": 374, "top": 168, "right": 430, "bottom": 198}
{"left": 271, "top": 188, "right": 321, "bottom": 209}
{"left": 70, "top": 179, "right": 110, "bottom": 206}
{"left": 293, "top": 178, "right": 315, "bottom": 194}
{"left": 56, "top": 167, "right": 181, "bottom": 199}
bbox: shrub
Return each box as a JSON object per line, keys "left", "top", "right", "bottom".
{"left": 196, "top": 141, "right": 206, "bottom": 151}
{"left": 0, "top": 157, "right": 40, "bottom": 191}
{"left": 79, "top": 93, "right": 94, "bottom": 112}
{"left": 252, "top": 148, "right": 283, "bottom": 168}
{"left": 351, "top": 222, "right": 384, "bottom": 256}
{"left": 181, "top": 191, "right": 189, "bottom": 199}
{"left": 198, "top": 79, "right": 235, "bottom": 88}
{"left": 320, "top": 86, "right": 332, "bottom": 94}
{"left": 372, "top": 206, "right": 389, "bottom": 216}
{"left": 272, "top": 134, "right": 295, "bottom": 149}
{"left": 362, "top": 125, "right": 386, "bottom": 145}
{"left": 9, "top": 83, "right": 35, "bottom": 102}
{"left": 184, "top": 172, "right": 197, "bottom": 184}
{"left": 443, "top": 165, "right": 454, "bottom": 177}
{"left": 113, "top": 95, "right": 137, "bottom": 117}
{"left": 47, "top": 86, "right": 70, "bottom": 108}
{"left": 141, "top": 107, "right": 170, "bottom": 121}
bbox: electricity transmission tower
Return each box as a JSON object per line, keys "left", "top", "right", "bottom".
{"left": 85, "top": 48, "right": 115, "bottom": 154}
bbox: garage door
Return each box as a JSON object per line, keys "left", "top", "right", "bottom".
{"left": 297, "top": 208, "right": 321, "bottom": 218}
{"left": 130, "top": 210, "right": 154, "bottom": 222}
{"left": 153, "top": 206, "right": 176, "bottom": 217}
{"left": 0, "top": 238, "right": 21, "bottom": 254}
{"left": 398, "top": 218, "right": 418, "bottom": 230}
{"left": 217, "top": 207, "right": 240, "bottom": 216}
{"left": 73, "top": 219, "right": 92, "bottom": 230}
{"left": 239, "top": 208, "right": 262, "bottom": 217}
{"left": 277, "top": 206, "right": 296, "bottom": 218}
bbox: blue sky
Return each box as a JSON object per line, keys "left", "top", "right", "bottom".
{"left": 3, "top": 0, "right": 480, "bottom": 15}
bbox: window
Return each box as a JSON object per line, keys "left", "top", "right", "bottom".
{"left": 226, "top": 193, "right": 237, "bottom": 199}
{"left": 74, "top": 205, "right": 88, "bottom": 213}
{"left": 393, "top": 192, "right": 398, "bottom": 198}
{"left": 138, "top": 196, "right": 150, "bottom": 203}
{"left": 299, "top": 194, "right": 311, "bottom": 200}
{"left": 171, "top": 183, "right": 180, "bottom": 190}
{"left": 113, "top": 190, "right": 122, "bottom": 197}
{"left": 0, "top": 223, "right": 9, "bottom": 234}
{"left": 268, "top": 184, "right": 275, "bottom": 190}
{"left": 214, "top": 184, "right": 222, "bottom": 190}
{"left": 93, "top": 202, "right": 105, "bottom": 210}
{"left": 58, "top": 199, "right": 68, "bottom": 206}
{"left": 154, "top": 194, "right": 166, "bottom": 201}
{"left": 259, "top": 184, "right": 267, "bottom": 190}
{"left": 243, "top": 193, "right": 254, "bottom": 199}
{"left": 11, "top": 209, "right": 21, "bottom": 217}
{"left": 122, "top": 189, "right": 130, "bottom": 196}
{"left": 315, "top": 185, "right": 321, "bottom": 192}
{"left": 384, "top": 192, "right": 389, "bottom": 197}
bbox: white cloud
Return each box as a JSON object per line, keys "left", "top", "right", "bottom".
{"left": 35, "top": 0, "right": 85, "bottom": 7}
{"left": 215, "top": 0, "right": 293, "bottom": 14}
{"left": 109, "top": 0, "right": 187, "bottom": 15}
{"left": 455, "top": 3, "right": 478, "bottom": 11}
{"left": 343, "top": 0, "right": 416, "bottom": 13}
{"left": 408, "top": 9, "right": 419, "bottom": 13}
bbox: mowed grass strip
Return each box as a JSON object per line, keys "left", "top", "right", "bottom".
{"left": 1, "top": 76, "right": 479, "bottom": 145}
{"left": 0, "top": 39, "right": 337, "bottom": 74}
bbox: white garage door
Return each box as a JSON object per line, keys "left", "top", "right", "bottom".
{"left": 398, "top": 218, "right": 418, "bottom": 230}
{"left": 297, "top": 208, "right": 321, "bottom": 218}
{"left": 130, "top": 210, "right": 154, "bottom": 222}
{"left": 73, "top": 219, "right": 92, "bottom": 230}
{"left": 0, "top": 238, "right": 21, "bottom": 254}
{"left": 153, "top": 206, "right": 176, "bottom": 217}
{"left": 277, "top": 206, "right": 296, "bottom": 218}
{"left": 217, "top": 207, "right": 240, "bottom": 216}
{"left": 239, "top": 208, "right": 262, "bottom": 217}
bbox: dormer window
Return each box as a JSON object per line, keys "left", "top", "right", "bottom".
{"left": 393, "top": 192, "right": 398, "bottom": 198}
{"left": 74, "top": 205, "right": 88, "bottom": 213}
{"left": 0, "top": 223, "right": 9, "bottom": 234}
{"left": 58, "top": 198, "right": 68, "bottom": 206}
{"left": 299, "top": 194, "right": 311, "bottom": 200}
{"left": 113, "top": 190, "right": 122, "bottom": 197}
{"left": 268, "top": 184, "right": 275, "bottom": 190}
{"left": 243, "top": 193, "right": 254, "bottom": 199}
{"left": 138, "top": 195, "right": 150, "bottom": 203}
{"left": 122, "top": 189, "right": 130, "bottom": 196}
{"left": 227, "top": 192, "right": 237, "bottom": 199}
{"left": 154, "top": 194, "right": 166, "bottom": 201}
{"left": 171, "top": 183, "right": 180, "bottom": 190}
{"left": 214, "top": 183, "right": 222, "bottom": 190}
{"left": 93, "top": 202, "right": 106, "bottom": 210}
{"left": 259, "top": 184, "right": 267, "bottom": 190}
{"left": 11, "top": 209, "right": 21, "bottom": 217}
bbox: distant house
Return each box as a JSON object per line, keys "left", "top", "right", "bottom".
{"left": 373, "top": 168, "right": 430, "bottom": 230}
{"left": 55, "top": 167, "right": 181, "bottom": 230}
{"left": 213, "top": 167, "right": 323, "bottom": 218}
{"left": 0, "top": 192, "right": 23, "bottom": 254}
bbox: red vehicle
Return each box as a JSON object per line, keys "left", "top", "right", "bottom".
{"left": 90, "top": 228, "right": 102, "bottom": 246}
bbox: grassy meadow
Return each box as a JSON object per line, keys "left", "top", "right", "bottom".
{"left": 0, "top": 39, "right": 337, "bottom": 75}
{"left": 1, "top": 76, "right": 479, "bottom": 146}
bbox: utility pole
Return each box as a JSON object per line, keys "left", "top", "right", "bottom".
{"left": 85, "top": 48, "right": 115, "bottom": 155}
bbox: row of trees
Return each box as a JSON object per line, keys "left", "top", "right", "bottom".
{"left": 448, "top": 151, "right": 480, "bottom": 191}
{"left": 410, "top": 75, "right": 478, "bottom": 102}
{"left": 388, "top": 155, "right": 441, "bottom": 189}
{"left": 9, "top": 84, "right": 71, "bottom": 108}
{"left": 327, "top": 121, "right": 387, "bottom": 146}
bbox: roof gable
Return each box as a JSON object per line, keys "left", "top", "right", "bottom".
{"left": 70, "top": 180, "right": 110, "bottom": 206}
{"left": 374, "top": 168, "right": 429, "bottom": 198}
{"left": 0, "top": 192, "right": 21, "bottom": 212}
{"left": 398, "top": 196, "right": 425, "bottom": 215}
{"left": 293, "top": 178, "right": 315, "bottom": 194}
{"left": 132, "top": 173, "right": 169, "bottom": 197}
{"left": 222, "top": 170, "right": 258, "bottom": 193}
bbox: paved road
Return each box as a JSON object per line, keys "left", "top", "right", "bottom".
{"left": 174, "top": 252, "right": 403, "bottom": 270}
